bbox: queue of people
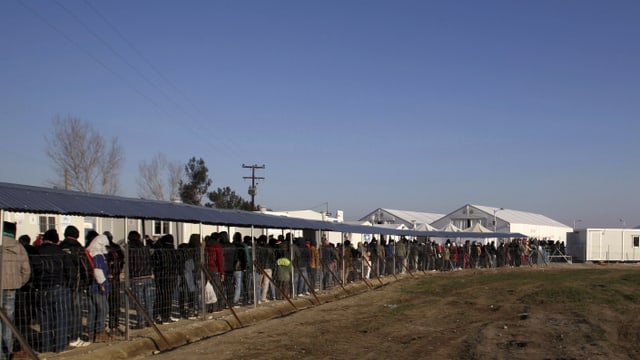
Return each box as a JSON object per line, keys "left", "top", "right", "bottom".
{"left": 1, "top": 222, "right": 559, "bottom": 359}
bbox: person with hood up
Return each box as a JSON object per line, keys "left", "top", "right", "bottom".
{"left": 127, "top": 231, "right": 154, "bottom": 329}
{"left": 151, "top": 234, "right": 179, "bottom": 324}
{"left": 104, "top": 231, "right": 124, "bottom": 333}
{"left": 86, "top": 234, "right": 110, "bottom": 341}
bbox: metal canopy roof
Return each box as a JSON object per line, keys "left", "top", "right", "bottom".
{"left": 0, "top": 182, "right": 526, "bottom": 238}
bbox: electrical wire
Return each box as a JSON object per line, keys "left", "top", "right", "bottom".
{"left": 81, "top": 0, "right": 239, "bottom": 155}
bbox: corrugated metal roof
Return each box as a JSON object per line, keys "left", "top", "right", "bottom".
{"left": 0, "top": 182, "right": 301, "bottom": 228}
{"left": 472, "top": 204, "right": 570, "bottom": 228}
{"left": 0, "top": 182, "right": 526, "bottom": 238}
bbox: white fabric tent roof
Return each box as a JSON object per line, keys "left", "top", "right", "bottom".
{"left": 472, "top": 204, "right": 570, "bottom": 228}
{"left": 463, "top": 222, "right": 493, "bottom": 233}
{"left": 440, "top": 222, "right": 461, "bottom": 232}
{"left": 415, "top": 223, "right": 437, "bottom": 231}
{"left": 381, "top": 208, "right": 445, "bottom": 225}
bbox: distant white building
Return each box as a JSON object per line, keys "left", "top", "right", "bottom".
{"left": 359, "top": 208, "right": 444, "bottom": 230}
{"left": 567, "top": 228, "right": 640, "bottom": 262}
{"left": 430, "top": 204, "right": 572, "bottom": 243}
{"left": 258, "top": 208, "right": 345, "bottom": 245}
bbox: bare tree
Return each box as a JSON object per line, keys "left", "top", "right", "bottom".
{"left": 167, "top": 159, "right": 183, "bottom": 201}
{"left": 137, "top": 153, "right": 167, "bottom": 200}
{"left": 46, "top": 115, "right": 123, "bottom": 194}
{"left": 137, "top": 153, "right": 184, "bottom": 201}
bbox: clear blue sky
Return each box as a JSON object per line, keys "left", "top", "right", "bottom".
{"left": 1, "top": 1, "right": 638, "bottom": 228}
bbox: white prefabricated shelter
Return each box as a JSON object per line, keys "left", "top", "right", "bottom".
{"left": 430, "top": 204, "right": 572, "bottom": 243}
{"left": 359, "top": 208, "right": 444, "bottom": 230}
{"left": 567, "top": 228, "right": 640, "bottom": 262}
{"left": 257, "top": 209, "right": 345, "bottom": 245}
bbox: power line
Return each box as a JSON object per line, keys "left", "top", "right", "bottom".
{"left": 21, "top": 0, "right": 238, "bottom": 159}
{"left": 18, "top": 0, "right": 177, "bottom": 127}
{"left": 82, "top": 0, "right": 239, "bottom": 156}
{"left": 58, "top": 0, "right": 235, "bottom": 156}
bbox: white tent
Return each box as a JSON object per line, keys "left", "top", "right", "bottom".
{"left": 439, "top": 222, "right": 461, "bottom": 232}
{"left": 415, "top": 223, "right": 437, "bottom": 231}
{"left": 463, "top": 223, "right": 494, "bottom": 233}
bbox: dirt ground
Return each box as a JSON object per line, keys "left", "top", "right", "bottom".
{"left": 133, "top": 263, "right": 640, "bottom": 360}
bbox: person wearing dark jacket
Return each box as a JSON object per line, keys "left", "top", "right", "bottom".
{"left": 33, "top": 229, "right": 76, "bottom": 353}
{"left": 105, "top": 231, "right": 124, "bottom": 334}
{"left": 151, "top": 234, "right": 179, "bottom": 324}
{"left": 177, "top": 234, "right": 200, "bottom": 319}
{"left": 255, "top": 235, "right": 275, "bottom": 303}
{"left": 59, "top": 225, "right": 93, "bottom": 347}
{"left": 320, "top": 237, "right": 336, "bottom": 289}
{"left": 294, "top": 238, "right": 310, "bottom": 296}
{"left": 127, "top": 231, "right": 155, "bottom": 328}
{"left": 177, "top": 242, "right": 197, "bottom": 319}
{"left": 231, "top": 233, "right": 248, "bottom": 306}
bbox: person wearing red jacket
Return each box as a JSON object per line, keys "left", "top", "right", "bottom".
{"left": 205, "top": 233, "right": 224, "bottom": 313}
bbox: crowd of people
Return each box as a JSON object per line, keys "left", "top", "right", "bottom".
{"left": 0, "top": 222, "right": 564, "bottom": 359}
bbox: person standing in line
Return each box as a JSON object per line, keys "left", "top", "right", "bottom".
{"left": 385, "top": 239, "right": 395, "bottom": 276}
{"left": 395, "top": 237, "right": 408, "bottom": 274}
{"left": 219, "top": 232, "right": 234, "bottom": 309}
{"left": 231, "top": 233, "right": 248, "bottom": 307}
{"left": 341, "top": 240, "right": 353, "bottom": 283}
{"left": 294, "top": 238, "right": 309, "bottom": 296}
{"left": 204, "top": 233, "right": 224, "bottom": 313}
{"left": 369, "top": 238, "right": 379, "bottom": 277}
{"left": 359, "top": 242, "right": 371, "bottom": 280}
{"left": 127, "top": 231, "right": 155, "bottom": 329}
{"left": 0, "top": 222, "right": 31, "bottom": 360}
{"left": 59, "top": 225, "right": 93, "bottom": 347}
{"left": 188, "top": 234, "right": 203, "bottom": 317}
{"left": 86, "top": 234, "right": 110, "bottom": 341}
{"left": 320, "top": 237, "right": 336, "bottom": 289}
{"left": 177, "top": 234, "right": 200, "bottom": 319}
{"left": 378, "top": 238, "right": 388, "bottom": 276}
{"left": 308, "top": 238, "right": 320, "bottom": 291}
{"left": 33, "top": 229, "right": 76, "bottom": 353}
{"left": 151, "top": 234, "right": 179, "bottom": 324}
{"left": 104, "top": 231, "right": 124, "bottom": 335}
{"left": 14, "top": 234, "right": 38, "bottom": 358}
{"left": 242, "top": 236, "right": 255, "bottom": 305}
{"left": 255, "top": 235, "right": 274, "bottom": 303}
{"left": 442, "top": 244, "right": 452, "bottom": 272}
{"left": 274, "top": 239, "right": 292, "bottom": 300}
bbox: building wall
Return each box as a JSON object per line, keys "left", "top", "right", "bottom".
{"left": 3, "top": 212, "right": 85, "bottom": 242}
{"left": 430, "top": 207, "right": 487, "bottom": 230}
{"left": 568, "top": 228, "right": 640, "bottom": 262}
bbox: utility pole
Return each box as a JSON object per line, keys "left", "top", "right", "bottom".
{"left": 242, "top": 164, "right": 265, "bottom": 211}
